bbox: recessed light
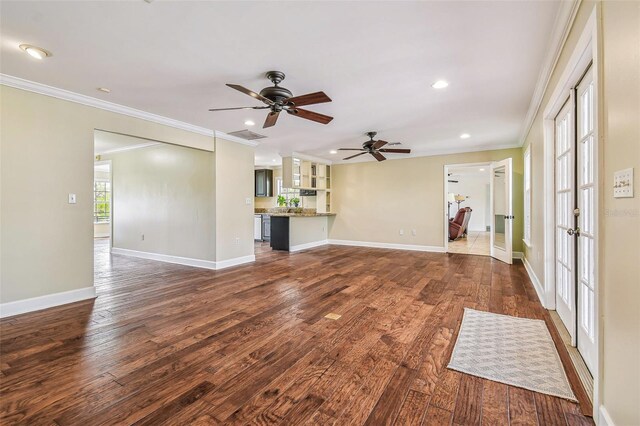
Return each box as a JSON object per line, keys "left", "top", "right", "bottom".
{"left": 272, "top": 159, "right": 276, "bottom": 162}
{"left": 460, "top": 133, "right": 471, "bottom": 139}
{"left": 479, "top": 168, "right": 486, "bottom": 171}
{"left": 329, "top": 150, "right": 337, "bottom": 154}
{"left": 19, "top": 44, "right": 52, "bottom": 60}
{"left": 244, "top": 120, "right": 255, "bottom": 126}
{"left": 431, "top": 80, "right": 449, "bottom": 89}
{"left": 97, "top": 87, "right": 111, "bottom": 93}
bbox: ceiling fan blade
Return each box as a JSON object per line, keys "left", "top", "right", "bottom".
{"left": 378, "top": 148, "right": 411, "bottom": 154}
{"left": 338, "top": 148, "right": 366, "bottom": 151}
{"left": 263, "top": 111, "right": 280, "bottom": 128}
{"left": 226, "top": 84, "right": 274, "bottom": 105}
{"left": 208, "top": 106, "right": 269, "bottom": 112}
{"left": 284, "top": 91, "right": 332, "bottom": 107}
{"left": 343, "top": 152, "right": 367, "bottom": 160}
{"left": 371, "top": 151, "right": 387, "bottom": 162}
{"left": 287, "top": 108, "right": 333, "bottom": 125}
{"left": 372, "top": 139, "right": 389, "bottom": 149}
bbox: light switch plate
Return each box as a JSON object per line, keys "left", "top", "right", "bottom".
{"left": 68, "top": 193, "right": 77, "bottom": 204}
{"left": 613, "top": 168, "right": 633, "bottom": 198}
{"left": 245, "top": 197, "right": 251, "bottom": 205}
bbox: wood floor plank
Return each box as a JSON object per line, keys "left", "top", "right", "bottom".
{"left": 0, "top": 241, "right": 594, "bottom": 425}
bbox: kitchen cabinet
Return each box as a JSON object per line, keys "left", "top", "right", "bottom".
{"left": 255, "top": 169, "right": 273, "bottom": 197}
{"left": 282, "top": 157, "right": 332, "bottom": 213}
{"left": 270, "top": 216, "right": 290, "bottom": 251}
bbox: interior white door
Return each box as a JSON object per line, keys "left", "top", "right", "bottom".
{"left": 490, "top": 158, "right": 512, "bottom": 264}
{"left": 576, "top": 67, "right": 597, "bottom": 373}
{"left": 554, "top": 98, "right": 577, "bottom": 343}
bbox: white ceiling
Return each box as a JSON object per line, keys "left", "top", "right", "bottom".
{"left": 1, "top": 1, "right": 560, "bottom": 166}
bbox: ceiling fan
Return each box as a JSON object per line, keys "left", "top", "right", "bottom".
{"left": 208, "top": 71, "right": 333, "bottom": 129}
{"left": 338, "top": 132, "right": 411, "bottom": 162}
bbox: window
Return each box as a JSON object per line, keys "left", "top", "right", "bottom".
{"left": 94, "top": 181, "right": 111, "bottom": 223}
{"left": 523, "top": 147, "right": 531, "bottom": 246}
{"left": 276, "top": 177, "right": 300, "bottom": 204}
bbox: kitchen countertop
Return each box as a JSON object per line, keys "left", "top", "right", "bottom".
{"left": 255, "top": 208, "right": 335, "bottom": 217}
{"left": 267, "top": 212, "right": 336, "bottom": 217}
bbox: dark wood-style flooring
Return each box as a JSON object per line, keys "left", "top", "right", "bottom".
{"left": 0, "top": 239, "right": 593, "bottom": 425}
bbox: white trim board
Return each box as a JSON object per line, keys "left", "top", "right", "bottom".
{"left": 598, "top": 405, "right": 615, "bottom": 426}
{"left": 0, "top": 286, "right": 96, "bottom": 318}
{"left": 215, "top": 255, "right": 257, "bottom": 270}
{"left": 540, "top": 7, "right": 601, "bottom": 418}
{"left": 111, "top": 247, "right": 255, "bottom": 270}
{"left": 290, "top": 240, "right": 329, "bottom": 253}
{"left": 522, "top": 255, "right": 547, "bottom": 308}
{"left": 328, "top": 239, "right": 445, "bottom": 253}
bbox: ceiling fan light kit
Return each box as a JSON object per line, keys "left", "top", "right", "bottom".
{"left": 209, "top": 71, "right": 333, "bottom": 129}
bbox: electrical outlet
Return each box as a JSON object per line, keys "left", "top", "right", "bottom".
{"left": 399, "top": 229, "right": 404, "bottom": 236}
{"left": 235, "top": 237, "right": 240, "bottom": 245}
{"left": 68, "top": 193, "right": 76, "bottom": 204}
{"left": 411, "top": 229, "right": 417, "bottom": 236}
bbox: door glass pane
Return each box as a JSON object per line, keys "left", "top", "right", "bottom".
{"left": 493, "top": 165, "right": 506, "bottom": 250}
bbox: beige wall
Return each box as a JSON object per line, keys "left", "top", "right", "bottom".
{"left": 215, "top": 138, "right": 255, "bottom": 262}
{"left": 103, "top": 142, "right": 215, "bottom": 261}
{"left": 522, "top": 1, "right": 640, "bottom": 423}
{"left": 330, "top": 148, "right": 523, "bottom": 251}
{"left": 290, "top": 216, "right": 328, "bottom": 248}
{"left": 600, "top": 1, "right": 640, "bottom": 424}
{"left": 0, "top": 86, "right": 213, "bottom": 304}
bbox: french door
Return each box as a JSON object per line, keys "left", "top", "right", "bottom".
{"left": 490, "top": 158, "right": 513, "bottom": 264}
{"left": 554, "top": 66, "right": 597, "bottom": 374}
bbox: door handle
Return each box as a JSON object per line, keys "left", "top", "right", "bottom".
{"left": 567, "top": 227, "right": 581, "bottom": 236}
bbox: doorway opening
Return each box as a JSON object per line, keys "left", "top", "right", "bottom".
{"left": 444, "top": 163, "right": 491, "bottom": 256}
{"left": 444, "top": 159, "right": 514, "bottom": 264}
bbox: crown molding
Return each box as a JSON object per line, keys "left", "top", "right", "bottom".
{"left": 214, "top": 130, "right": 260, "bottom": 147}
{"left": 518, "top": 0, "right": 582, "bottom": 146}
{"left": 0, "top": 74, "right": 215, "bottom": 137}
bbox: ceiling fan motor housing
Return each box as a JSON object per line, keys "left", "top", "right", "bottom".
{"left": 260, "top": 71, "right": 292, "bottom": 104}
{"left": 259, "top": 86, "right": 293, "bottom": 104}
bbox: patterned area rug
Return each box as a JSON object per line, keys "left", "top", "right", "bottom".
{"left": 448, "top": 308, "right": 577, "bottom": 401}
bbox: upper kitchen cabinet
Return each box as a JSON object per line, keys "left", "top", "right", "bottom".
{"left": 255, "top": 169, "right": 273, "bottom": 197}
{"left": 282, "top": 157, "right": 331, "bottom": 191}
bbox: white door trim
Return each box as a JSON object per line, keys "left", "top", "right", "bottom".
{"left": 542, "top": 6, "right": 601, "bottom": 417}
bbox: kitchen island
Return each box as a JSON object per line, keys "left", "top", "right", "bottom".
{"left": 256, "top": 209, "right": 336, "bottom": 252}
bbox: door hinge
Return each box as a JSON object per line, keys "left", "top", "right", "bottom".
{"left": 574, "top": 208, "right": 580, "bottom": 217}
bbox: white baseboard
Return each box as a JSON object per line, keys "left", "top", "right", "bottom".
{"left": 522, "top": 255, "right": 547, "bottom": 308}
{"left": 328, "top": 239, "right": 445, "bottom": 253}
{"left": 215, "top": 255, "right": 256, "bottom": 269}
{"left": 0, "top": 286, "right": 96, "bottom": 318}
{"left": 111, "top": 247, "right": 218, "bottom": 269}
{"left": 111, "top": 247, "right": 255, "bottom": 270}
{"left": 598, "top": 405, "right": 615, "bottom": 426}
{"left": 290, "top": 240, "right": 329, "bottom": 253}
{"left": 513, "top": 251, "right": 524, "bottom": 259}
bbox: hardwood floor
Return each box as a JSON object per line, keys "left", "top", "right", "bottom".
{"left": 0, "top": 239, "right": 593, "bottom": 425}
